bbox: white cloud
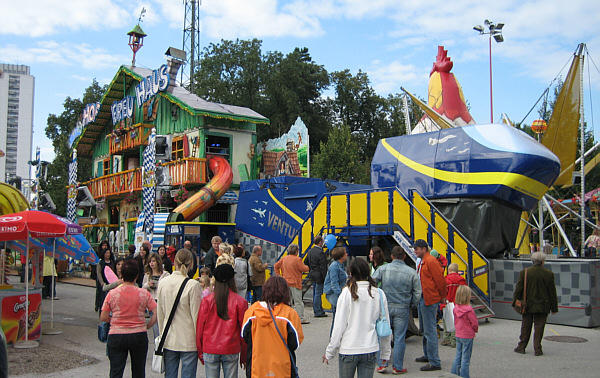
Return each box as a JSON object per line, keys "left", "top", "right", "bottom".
{"left": 367, "top": 59, "right": 428, "bottom": 95}
{"left": 0, "top": 0, "right": 131, "bottom": 37}
{"left": 0, "top": 41, "right": 128, "bottom": 70}
{"left": 197, "top": 0, "right": 324, "bottom": 39}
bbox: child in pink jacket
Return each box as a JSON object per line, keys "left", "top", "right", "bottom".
{"left": 451, "top": 285, "right": 478, "bottom": 378}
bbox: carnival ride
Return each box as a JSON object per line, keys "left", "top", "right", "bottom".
{"left": 234, "top": 45, "right": 600, "bottom": 327}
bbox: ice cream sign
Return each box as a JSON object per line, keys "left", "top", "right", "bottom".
{"left": 111, "top": 64, "right": 170, "bottom": 124}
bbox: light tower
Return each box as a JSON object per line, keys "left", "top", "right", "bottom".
{"left": 182, "top": 0, "right": 201, "bottom": 93}
{"left": 473, "top": 19, "right": 504, "bottom": 123}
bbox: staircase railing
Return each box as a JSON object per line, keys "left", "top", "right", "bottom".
{"left": 278, "top": 186, "right": 493, "bottom": 311}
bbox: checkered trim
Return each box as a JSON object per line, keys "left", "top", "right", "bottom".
{"left": 142, "top": 131, "right": 156, "bottom": 235}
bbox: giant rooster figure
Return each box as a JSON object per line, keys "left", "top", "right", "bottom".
{"left": 412, "top": 46, "right": 476, "bottom": 133}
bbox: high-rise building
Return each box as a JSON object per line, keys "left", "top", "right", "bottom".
{"left": 0, "top": 63, "right": 34, "bottom": 184}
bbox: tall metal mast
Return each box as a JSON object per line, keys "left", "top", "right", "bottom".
{"left": 182, "top": 0, "right": 201, "bottom": 93}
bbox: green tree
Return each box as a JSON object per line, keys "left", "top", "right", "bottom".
{"left": 261, "top": 47, "right": 330, "bottom": 153}
{"left": 44, "top": 80, "right": 106, "bottom": 216}
{"left": 194, "top": 38, "right": 264, "bottom": 109}
{"left": 329, "top": 71, "right": 415, "bottom": 162}
{"left": 194, "top": 39, "right": 331, "bottom": 155}
{"left": 312, "top": 124, "right": 370, "bottom": 184}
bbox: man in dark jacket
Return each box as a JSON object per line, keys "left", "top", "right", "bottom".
{"left": 203, "top": 235, "right": 221, "bottom": 273}
{"left": 513, "top": 252, "right": 558, "bottom": 356}
{"left": 305, "top": 235, "right": 328, "bottom": 317}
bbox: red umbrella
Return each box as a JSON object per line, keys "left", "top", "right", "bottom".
{"left": 0, "top": 210, "right": 68, "bottom": 348}
{"left": 0, "top": 210, "right": 67, "bottom": 241}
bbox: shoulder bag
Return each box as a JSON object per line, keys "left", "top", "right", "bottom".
{"left": 268, "top": 306, "right": 299, "bottom": 378}
{"left": 514, "top": 269, "right": 527, "bottom": 315}
{"left": 375, "top": 288, "right": 392, "bottom": 337}
{"left": 152, "top": 278, "right": 190, "bottom": 373}
{"left": 97, "top": 321, "right": 110, "bottom": 343}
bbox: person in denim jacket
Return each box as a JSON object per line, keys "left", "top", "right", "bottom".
{"left": 324, "top": 247, "right": 348, "bottom": 332}
{"left": 372, "top": 246, "right": 421, "bottom": 374}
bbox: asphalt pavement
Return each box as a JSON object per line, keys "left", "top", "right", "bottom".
{"left": 9, "top": 277, "right": 600, "bottom": 377}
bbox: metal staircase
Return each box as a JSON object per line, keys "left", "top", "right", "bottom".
{"left": 280, "top": 186, "right": 494, "bottom": 319}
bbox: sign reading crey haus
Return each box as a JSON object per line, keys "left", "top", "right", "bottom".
{"left": 111, "top": 65, "right": 170, "bottom": 124}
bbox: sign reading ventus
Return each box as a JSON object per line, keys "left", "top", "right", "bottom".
{"left": 111, "top": 65, "right": 170, "bottom": 124}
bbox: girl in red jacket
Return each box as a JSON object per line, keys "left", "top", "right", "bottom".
{"left": 196, "top": 264, "right": 248, "bottom": 378}
{"left": 451, "top": 285, "right": 478, "bottom": 378}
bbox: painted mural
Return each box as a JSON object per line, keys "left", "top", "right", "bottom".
{"left": 258, "top": 117, "right": 309, "bottom": 178}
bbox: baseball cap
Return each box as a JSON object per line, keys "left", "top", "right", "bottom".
{"left": 411, "top": 239, "right": 429, "bottom": 248}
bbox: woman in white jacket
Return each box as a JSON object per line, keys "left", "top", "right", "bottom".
{"left": 323, "top": 258, "right": 391, "bottom": 378}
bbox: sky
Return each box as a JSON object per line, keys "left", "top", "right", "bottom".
{"left": 1, "top": 0, "right": 600, "bottom": 163}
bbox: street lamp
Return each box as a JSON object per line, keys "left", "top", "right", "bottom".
{"left": 474, "top": 19, "right": 504, "bottom": 123}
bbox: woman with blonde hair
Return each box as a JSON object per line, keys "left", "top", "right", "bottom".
{"left": 156, "top": 249, "right": 203, "bottom": 378}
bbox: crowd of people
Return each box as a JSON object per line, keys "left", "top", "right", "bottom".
{"left": 95, "top": 235, "right": 558, "bottom": 378}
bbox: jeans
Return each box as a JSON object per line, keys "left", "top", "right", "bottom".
{"left": 251, "top": 285, "right": 263, "bottom": 304}
{"left": 313, "top": 283, "right": 325, "bottom": 316}
{"left": 326, "top": 293, "right": 340, "bottom": 335}
{"left": 164, "top": 349, "right": 198, "bottom": 378}
{"left": 203, "top": 353, "right": 238, "bottom": 378}
{"left": 379, "top": 306, "right": 410, "bottom": 370}
{"left": 451, "top": 337, "right": 473, "bottom": 378}
{"left": 339, "top": 352, "right": 377, "bottom": 378}
{"left": 418, "top": 297, "right": 441, "bottom": 367}
{"left": 149, "top": 310, "right": 159, "bottom": 341}
{"left": 106, "top": 332, "right": 148, "bottom": 378}
{"left": 42, "top": 275, "right": 57, "bottom": 298}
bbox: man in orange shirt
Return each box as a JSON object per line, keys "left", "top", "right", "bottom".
{"left": 413, "top": 239, "right": 446, "bottom": 372}
{"left": 274, "top": 243, "right": 310, "bottom": 324}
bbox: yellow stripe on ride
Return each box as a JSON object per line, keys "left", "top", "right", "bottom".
{"left": 381, "top": 139, "right": 549, "bottom": 199}
{"left": 267, "top": 189, "right": 304, "bottom": 224}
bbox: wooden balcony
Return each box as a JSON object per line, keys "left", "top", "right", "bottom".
{"left": 109, "top": 123, "right": 153, "bottom": 155}
{"left": 85, "top": 158, "right": 207, "bottom": 199}
{"left": 165, "top": 158, "right": 207, "bottom": 186}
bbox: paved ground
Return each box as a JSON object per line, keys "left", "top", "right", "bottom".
{"left": 7, "top": 277, "right": 600, "bottom": 377}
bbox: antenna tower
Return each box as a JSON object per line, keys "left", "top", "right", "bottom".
{"left": 182, "top": 0, "right": 201, "bottom": 93}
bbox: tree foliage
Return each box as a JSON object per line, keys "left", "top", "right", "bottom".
{"left": 312, "top": 124, "right": 370, "bottom": 184}
{"left": 194, "top": 40, "right": 330, "bottom": 154}
{"left": 44, "top": 80, "right": 106, "bottom": 216}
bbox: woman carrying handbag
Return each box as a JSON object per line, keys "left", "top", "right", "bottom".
{"left": 242, "top": 276, "right": 304, "bottom": 378}
{"left": 323, "top": 258, "right": 392, "bottom": 378}
{"left": 100, "top": 259, "right": 157, "bottom": 378}
{"left": 156, "top": 249, "right": 203, "bottom": 378}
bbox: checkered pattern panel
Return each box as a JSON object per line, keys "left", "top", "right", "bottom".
{"left": 67, "top": 153, "right": 77, "bottom": 222}
{"left": 236, "top": 230, "right": 284, "bottom": 266}
{"left": 491, "top": 259, "right": 598, "bottom": 307}
{"left": 142, "top": 131, "right": 156, "bottom": 235}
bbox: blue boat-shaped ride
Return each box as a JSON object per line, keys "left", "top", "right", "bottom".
{"left": 371, "top": 123, "right": 561, "bottom": 212}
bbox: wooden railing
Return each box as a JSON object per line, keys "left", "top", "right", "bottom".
{"left": 87, "top": 168, "right": 142, "bottom": 199}
{"left": 85, "top": 158, "right": 208, "bottom": 199}
{"left": 164, "top": 158, "right": 207, "bottom": 186}
{"left": 109, "top": 123, "right": 153, "bottom": 154}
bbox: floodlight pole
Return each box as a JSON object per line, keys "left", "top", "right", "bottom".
{"left": 489, "top": 34, "right": 494, "bottom": 124}
{"left": 474, "top": 20, "right": 504, "bottom": 123}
